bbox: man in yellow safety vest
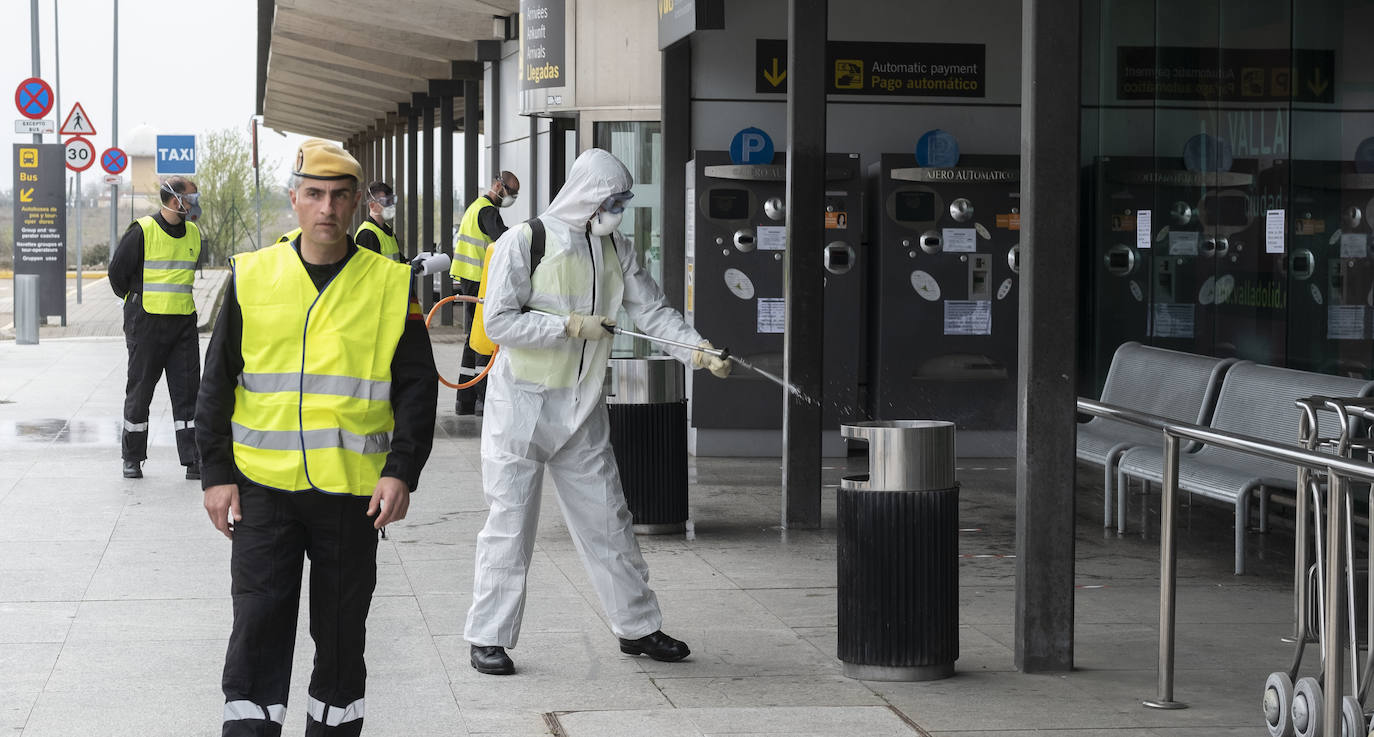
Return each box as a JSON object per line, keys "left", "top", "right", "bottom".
{"left": 452, "top": 171, "right": 520, "bottom": 415}
{"left": 108, "top": 175, "right": 203, "bottom": 480}
{"left": 197, "top": 139, "right": 438, "bottom": 736}
{"left": 354, "top": 181, "right": 403, "bottom": 261}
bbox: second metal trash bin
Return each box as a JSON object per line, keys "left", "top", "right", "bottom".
{"left": 606, "top": 357, "right": 689, "bottom": 534}
{"left": 838, "top": 420, "right": 958, "bottom": 681}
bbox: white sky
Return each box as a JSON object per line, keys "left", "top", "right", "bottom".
{"left": 5, "top": 0, "right": 314, "bottom": 190}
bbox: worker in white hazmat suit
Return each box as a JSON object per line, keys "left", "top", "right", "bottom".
{"left": 465, "top": 148, "right": 730, "bottom": 676}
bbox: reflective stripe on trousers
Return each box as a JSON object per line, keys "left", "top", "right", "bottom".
{"left": 231, "top": 423, "right": 392, "bottom": 455}
{"left": 123, "top": 420, "right": 149, "bottom": 432}
{"left": 239, "top": 372, "right": 392, "bottom": 402}
{"left": 223, "top": 700, "right": 286, "bottom": 724}
{"left": 307, "top": 696, "right": 365, "bottom": 726}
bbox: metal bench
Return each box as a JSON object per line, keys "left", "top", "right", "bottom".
{"left": 1116, "top": 362, "right": 1374, "bottom": 574}
{"left": 1076, "top": 342, "right": 1234, "bottom": 533}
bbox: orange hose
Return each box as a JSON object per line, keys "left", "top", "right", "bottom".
{"left": 426, "top": 294, "right": 499, "bottom": 390}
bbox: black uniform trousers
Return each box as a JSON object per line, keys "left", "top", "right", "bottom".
{"left": 221, "top": 483, "right": 379, "bottom": 737}
{"left": 455, "top": 277, "right": 488, "bottom": 411}
{"left": 122, "top": 296, "right": 200, "bottom": 465}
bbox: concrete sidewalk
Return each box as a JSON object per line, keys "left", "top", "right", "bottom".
{"left": 0, "top": 269, "right": 229, "bottom": 340}
{"left": 0, "top": 335, "right": 1295, "bottom": 736}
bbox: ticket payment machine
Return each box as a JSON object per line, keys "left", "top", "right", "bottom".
{"left": 685, "top": 151, "right": 864, "bottom": 456}
{"left": 869, "top": 153, "right": 1020, "bottom": 455}
{"left": 1288, "top": 160, "right": 1374, "bottom": 376}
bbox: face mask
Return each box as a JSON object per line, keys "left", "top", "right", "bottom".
{"left": 162, "top": 183, "right": 200, "bottom": 218}
{"left": 499, "top": 193, "right": 517, "bottom": 208}
{"left": 187, "top": 203, "right": 203, "bottom": 221}
{"left": 589, "top": 209, "right": 623, "bottom": 236}
{"left": 381, "top": 205, "right": 397, "bottom": 220}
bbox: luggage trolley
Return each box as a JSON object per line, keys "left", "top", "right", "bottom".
{"left": 1264, "top": 396, "right": 1374, "bottom": 737}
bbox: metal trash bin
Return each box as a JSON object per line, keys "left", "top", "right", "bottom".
{"left": 838, "top": 420, "right": 958, "bottom": 681}
{"left": 606, "top": 357, "right": 688, "bottom": 534}
{"left": 15, "top": 274, "right": 40, "bottom": 345}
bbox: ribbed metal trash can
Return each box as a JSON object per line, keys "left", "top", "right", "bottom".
{"left": 606, "top": 357, "right": 688, "bottom": 534}
{"left": 838, "top": 420, "right": 958, "bottom": 681}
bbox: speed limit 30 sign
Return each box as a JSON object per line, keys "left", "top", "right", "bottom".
{"left": 64, "top": 136, "right": 95, "bottom": 172}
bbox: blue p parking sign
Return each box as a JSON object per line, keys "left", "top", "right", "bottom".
{"left": 729, "top": 127, "right": 775, "bottom": 166}
{"left": 155, "top": 135, "right": 196, "bottom": 175}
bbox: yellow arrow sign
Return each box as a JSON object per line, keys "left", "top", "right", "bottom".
{"left": 763, "top": 58, "right": 786, "bottom": 87}
{"left": 1307, "top": 66, "right": 1329, "bottom": 97}
{"left": 19, "top": 188, "right": 34, "bottom": 203}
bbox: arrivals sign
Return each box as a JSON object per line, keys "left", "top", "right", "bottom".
{"left": 12, "top": 144, "right": 67, "bottom": 318}
{"left": 755, "top": 39, "right": 986, "bottom": 97}
{"left": 519, "top": 0, "right": 566, "bottom": 89}
{"left": 1116, "top": 46, "right": 1336, "bottom": 103}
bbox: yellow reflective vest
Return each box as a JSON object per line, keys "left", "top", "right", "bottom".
{"left": 468, "top": 244, "right": 497, "bottom": 356}
{"left": 137, "top": 216, "right": 200, "bottom": 315}
{"left": 451, "top": 197, "right": 495, "bottom": 282}
{"left": 276, "top": 228, "right": 301, "bottom": 244}
{"left": 356, "top": 219, "right": 400, "bottom": 260}
{"left": 230, "top": 243, "right": 412, "bottom": 496}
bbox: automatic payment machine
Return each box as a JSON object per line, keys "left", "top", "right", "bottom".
{"left": 1288, "top": 156, "right": 1374, "bottom": 377}
{"left": 869, "top": 153, "right": 1020, "bottom": 455}
{"left": 685, "top": 151, "right": 864, "bottom": 456}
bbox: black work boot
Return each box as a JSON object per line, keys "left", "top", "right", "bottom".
{"left": 184, "top": 463, "right": 201, "bottom": 481}
{"left": 618, "top": 631, "right": 690, "bottom": 662}
{"left": 122, "top": 460, "right": 143, "bottom": 479}
{"left": 470, "top": 645, "right": 514, "bottom": 675}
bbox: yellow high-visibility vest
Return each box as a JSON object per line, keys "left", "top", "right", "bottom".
{"left": 469, "top": 244, "right": 497, "bottom": 356}
{"left": 230, "top": 243, "right": 411, "bottom": 496}
{"left": 451, "top": 197, "right": 495, "bottom": 282}
{"left": 356, "top": 220, "right": 400, "bottom": 260}
{"left": 138, "top": 216, "right": 200, "bottom": 315}
{"left": 276, "top": 228, "right": 301, "bottom": 244}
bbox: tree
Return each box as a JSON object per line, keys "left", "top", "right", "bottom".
{"left": 194, "top": 127, "right": 284, "bottom": 265}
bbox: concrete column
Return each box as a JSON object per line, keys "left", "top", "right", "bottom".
{"left": 464, "top": 80, "right": 479, "bottom": 209}
{"left": 439, "top": 91, "right": 455, "bottom": 326}
{"left": 422, "top": 96, "right": 436, "bottom": 314}
{"left": 660, "top": 40, "right": 691, "bottom": 312}
{"left": 407, "top": 96, "right": 422, "bottom": 264}
{"left": 1015, "top": 0, "right": 1081, "bottom": 673}
{"left": 397, "top": 104, "right": 411, "bottom": 258}
{"left": 782, "top": 0, "right": 826, "bottom": 529}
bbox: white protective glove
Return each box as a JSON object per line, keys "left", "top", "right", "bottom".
{"left": 566, "top": 313, "right": 615, "bottom": 340}
{"left": 692, "top": 341, "right": 732, "bottom": 378}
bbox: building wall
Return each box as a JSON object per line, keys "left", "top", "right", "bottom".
{"left": 689, "top": 0, "right": 1024, "bottom": 171}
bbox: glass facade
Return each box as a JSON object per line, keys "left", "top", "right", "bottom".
{"left": 1080, "top": 0, "right": 1374, "bottom": 396}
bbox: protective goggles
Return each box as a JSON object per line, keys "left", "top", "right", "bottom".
{"left": 601, "top": 192, "right": 635, "bottom": 214}
{"left": 162, "top": 183, "right": 200, "bottom": 206}
{"left": 370, "top": 193, "right": 398, "bottom": 207}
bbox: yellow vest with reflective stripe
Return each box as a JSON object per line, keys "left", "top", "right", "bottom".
{"left": 451, "top": 197, "right": 495, "bottom": 281}
{"left": 506, "top": 230, "right": 623, "bottom": 389}
{"left": 138, "top": 216, "right": 200, "bottom": 315}
{"left": 356, "top": 220, "right": 400, "bottom": 259}
{"left": 276, "top": 228, "right": 301, "bottom": 244}
{"left": 469, "top": 244, "right": 497, "bottom": 356}
{"left": 230, "top": 243, "right": 411, "bottom": 496}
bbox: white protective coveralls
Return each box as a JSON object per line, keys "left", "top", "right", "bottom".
{"left": 464, "top": 148, "right": 709, "bottom": 648}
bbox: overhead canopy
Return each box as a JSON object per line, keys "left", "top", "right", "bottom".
{"left": 256, "top": 0, "right": 514, "bottom": 141}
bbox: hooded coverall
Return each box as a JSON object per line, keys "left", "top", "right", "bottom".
{"left": 464, "top": 148, "right": 708, "bottom": 648}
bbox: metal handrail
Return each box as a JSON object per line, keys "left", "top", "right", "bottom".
{"left": 1077, "top": 397, "right": 1374, "bottom": 734}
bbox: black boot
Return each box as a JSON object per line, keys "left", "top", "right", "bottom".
{"left": 184, "top": 463, "right": 201, "bottom": 481}
{"left": 122, "top": 460, "right": 143, "bottom": 479}
{"left": 618, "top": 631, "right": 690, "bottom": 662}
{"left": 470, "top": 645, "right": 514, "bottom": 675}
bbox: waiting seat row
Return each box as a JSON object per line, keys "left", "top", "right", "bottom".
{"left": 1077, "top": 342, "right": 1374, "bottom": 574}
